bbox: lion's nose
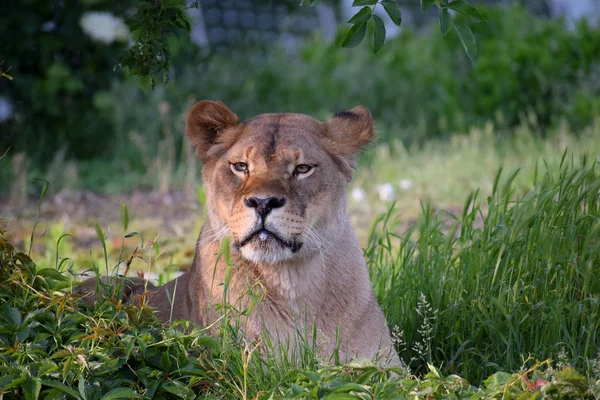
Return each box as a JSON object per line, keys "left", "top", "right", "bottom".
{"left": 244, "top": 196, "right": 286, "bottom": 219}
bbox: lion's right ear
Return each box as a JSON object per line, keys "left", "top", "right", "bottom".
{"left": 186, "top": 100, "right": 240, "bottom": 163}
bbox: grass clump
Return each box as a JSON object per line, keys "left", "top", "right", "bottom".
{"left": 369, "top": 154, "right": 600, "bottom": 383}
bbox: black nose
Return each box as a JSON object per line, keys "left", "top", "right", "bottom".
{"left": 244, "top": 196, "right": 286, "bottom": 219}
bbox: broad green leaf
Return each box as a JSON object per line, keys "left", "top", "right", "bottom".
{"left": 138, "top": 75, "right": 151, "bottom": 93}
{"left": 373, "top": 15, "right": 386, "bottom": 53}
{"left": 99, "top": 387, "right": 139, "bottom": 400}
{"left": 2, "top": 306, "right": 22, "bottom": 326}
{"left": 484, "top": 371, "right": 513, "bottom": 390}
{"left": 342, "top": 22, "right": 367, "bottom": 48}
{"left": 41, "top": 380, "right": 82, "bottom": 400}
{"left": 324, "top": 394, "right": 362, "bottom": 399}
{"left": 160, "top": 352, "right": 172, "bottom": 371}
{"left": 331, "top": 382, "right": 370, "bottom": 393}
{"left": 352, "top": 0, "right": 377, "bottom": 5}
{"left": 453, "top": 23, "right": 477, "bottom": 63}
{"left": 22, "top": 377, "right": 42, "bottom": 400}
{"left": 78, "top": 375, "right": 87, "bottom": 400}
{"left": 421, "top": 0, "right": 437, "bottom": 11}
{"left": 0, "top": 376, "right": 25, "bottom": 392}
{"left": 381, "top": 1, "right": 402, "bottom": 26}
{"left": 162, "top": 380, "right": 193, "bottom": 398}
{"left": 37, "top": 268, "right": 68, "bottom": 281}
{"left": 348, "top": 7, "right": 372, "bottom": 24}
{"left": 440, "top": 8, "right": 451, "bottom": 36}
{"left": 447, "top": 0, "right": 485, "bottom": 22}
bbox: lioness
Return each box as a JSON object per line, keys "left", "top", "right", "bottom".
{"left": 78, "top": 101, "right": 399, "bottom": 365}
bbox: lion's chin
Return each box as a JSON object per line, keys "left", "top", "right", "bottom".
{"left": 237, "top": 231, "right": 302, "bottom": 265}
{"left": 240, "top": 242, "right": 295, "bottom": 265}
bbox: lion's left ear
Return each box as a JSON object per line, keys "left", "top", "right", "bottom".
{"left": 325, "top": 105, "right": 375, "bottom": 157}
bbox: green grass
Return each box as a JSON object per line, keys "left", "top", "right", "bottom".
{"left": 368, "top": 153, "right": 600, "bottom": 383}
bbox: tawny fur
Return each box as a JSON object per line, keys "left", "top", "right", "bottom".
{"left": 76, "top": 101, "right": 400, "bottom": 366}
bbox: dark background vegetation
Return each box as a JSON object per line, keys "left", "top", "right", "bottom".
{"left": 1, "top": 0, "right": 599, "bottom": 195}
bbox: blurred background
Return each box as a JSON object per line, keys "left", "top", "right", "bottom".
{"left": 1, "top": 0, "right": 599, "bottom": 274}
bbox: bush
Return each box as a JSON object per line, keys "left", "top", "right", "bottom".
{"left": 0, "top": 0, "right": 134, "bottom": 164}
{"left": 106, "top": 5, "right": 600, "bottom": 171}
{"left": 3, "top": 5, "right": 600, "bottom": 195}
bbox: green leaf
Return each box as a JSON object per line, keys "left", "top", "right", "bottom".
{"left": 22, "top": 377, "right": 42, "bottom": 400}
{"left": 100, "top": 387, "right": 139, "bottom": 400}
{"left": 421, "top": 0, "right": 437, "bottom": 11}
{"left": 39, "top": 180, "right": 49, "bottom": 204}
{"left": 0, "top": 376, "right": 26, "bottom": 392}
{"left": 138, "top": 75, "right": 151, "bottom": 93}
{"left": 439, "top": 8, "right": 451, "bottom": 36}
{"left": 124, "top": 232, "right": 139, "bottom": 238}
{"left": 162, "top": 380, "right": 193, "bottom": 398}
{"left": 342, "top": 22, "right": 367, "bottom": 48}
{"left": 160, "top": 352, "right": 172, "bottom": 372}
{"left": 348, "top": 7, "right": 372, "bottom": 24}
{"left": 453, "top": 23, "right": 477, "bottom": 63}
{"left": 352, "top": 0, "right": 377, "bottom": 5}
{"left": 78, "top": 375, "right": 87, "bottom": 400}
{"left": 121, "top": 203, "right": 129, "bottom": 232}
{"left": 40, "top": 380, "right": 82, "bottom": 400}
{"left": 2, "top": 306, "right": 22, "bottom": 326}
{"left": 484, "top": 371, "right": 513, "bottom": 390}
{"left": 331, "top": 382, "right": 370, "bottom": 393}
{"left": 446, "top": 0, "right": 485, "bottom": 22}
{"left": 37, "top": 268, "right": 68, "bottom": 281}
{"left": 373, "top": 15, "right": 386, "bottom": 53}
{"left": 381, "top": 1, "right": 402, "bottom": 26}
{"left": 93, "top": 221, "right": 106, "bottom": 251}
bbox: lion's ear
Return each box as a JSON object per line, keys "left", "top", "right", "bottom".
{"left": 186, "top": 100, "right": 240, "bottom": 163}
{"left": 325, "top": 105, "right": 375, "bottom": 157}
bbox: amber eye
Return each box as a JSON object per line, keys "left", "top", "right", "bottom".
{"left": 231, "top": 162, "right": 248, "bottom": 173}
{"left": 294, "top": 164, "right": 312, "bottom": 175}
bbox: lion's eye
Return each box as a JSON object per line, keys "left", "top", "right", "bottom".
{"left": 294, "top": 164, "right": 312, "bottom": 175}
{"left": 231, "top": 162, "right": 248, "bottom": 173}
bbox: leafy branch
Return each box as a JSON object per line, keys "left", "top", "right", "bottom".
{"left": 342, "top": 0, "right": 484, "bottom": 62}
{"left": 120, "top": 0, "right": 193, "bottom": 91}
{"left": 121, "top": 0, "right": 484, "bottom": 90}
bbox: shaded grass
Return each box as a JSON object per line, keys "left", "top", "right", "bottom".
{"left": 368, "top": 153, "right": 600, "bottom": 383}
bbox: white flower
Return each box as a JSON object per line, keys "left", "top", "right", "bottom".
{"left": 399, "top": 179, "right": 414, "bottom": 191}
{"left": 80, "top": 11, "right": 130, "bottom": 44}
{"left": 377, "top": 183, "right": 395, "bottom": 202}
{"left": 351, "top": 187, "right": 366, "bottom": 202}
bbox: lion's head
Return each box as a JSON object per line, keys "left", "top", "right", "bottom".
{"left": 186, "top": 101, "right": 374, "bottom": 265}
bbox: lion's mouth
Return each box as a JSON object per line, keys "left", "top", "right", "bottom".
{"left": 237, "top": 228, "right": 303, "bottom": 253}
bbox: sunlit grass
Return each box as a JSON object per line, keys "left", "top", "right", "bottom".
{"left": 368, "top": 153, "right": 600, "bottom": 383}
{"left": 350, "top": 121, "right": 600, "bottom": 220}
